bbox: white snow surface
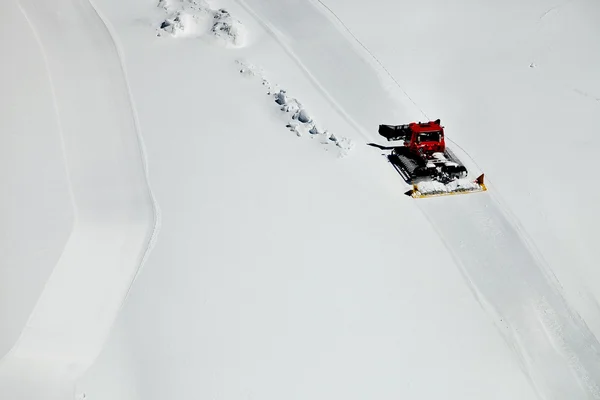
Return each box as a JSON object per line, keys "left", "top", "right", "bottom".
{"left": 0, "top": 0, "right": 157, "bottom": 397}
{"left": 415, "top": 179, "right": 482, "bottom": 196}
{"left": 2, "top": 0, "right": 600, "bottom": 399}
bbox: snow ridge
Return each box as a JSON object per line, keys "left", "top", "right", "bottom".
{"left": 236, "top": 60, "right": 354, "bottom": 157}
{"left": 156, "top": 0, "right": 247, "bottom": 48}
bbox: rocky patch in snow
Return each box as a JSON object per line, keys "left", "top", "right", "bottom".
{"left": 236, "top": 60, "right": 354, "bottom": 157}
{"left": 156, "top": 0, "right": 246, "bottom": 48}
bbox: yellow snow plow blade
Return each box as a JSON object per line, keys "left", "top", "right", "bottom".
{"left": 406, "top": 174, "right": 488, "bottom": 199}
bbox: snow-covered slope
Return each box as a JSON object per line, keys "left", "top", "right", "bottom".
{"left": 236, "top": 0, "right": 600, "bottom": 396}
{"left": 72, "top": 2, "right": 537, "bottom": 398}
{"left": 75, "top": 0, "right": 599, "bottom": 399}
{"left": 2, "top": 0, "right": 600, "bottom": 399}
{"left": 319, "top": 0, "right": 600, "bottom": 338}
{"left": 0, "top": 0, "right": 157, "bottom": 397}
{"left": 0, "top": 0, "right": 74, "bottom": 363}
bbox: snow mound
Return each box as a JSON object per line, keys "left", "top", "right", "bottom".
{"left": 236, "top": 60, "right": 354, "bottom": 157}
{"left": 156, "top": 0, "right": 247, "bottom": 48}
{"left": 416, "top": 179, "right": 482, "bottom": 195}
{"left": 210, "top": 9, "right": 246, "bottom": 47}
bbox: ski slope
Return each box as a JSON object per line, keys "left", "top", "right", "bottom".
{"left": 0, "top": 0, "right": 158, "bottom": 398}
{"left": 421, "top": 196, "right": 600, "bottom": 398}
{"left": 231, "top": 0, "right": 600, "bottom": 396}
{"left": 2, "top": 0, "right": 600, "bottom": 399}
{"left": 322, "top": 0, "right": 600, "bottom": 341}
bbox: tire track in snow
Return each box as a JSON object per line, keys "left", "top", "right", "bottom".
{"left": 235, "top": 0, "right": 418, "bottom": 141}
{"left": 310, "top": 0, "right": 430, "bottom": 121}
{"left": 0, "top": 0, "right": 159, "bottom": 397}
{"left": 235, "top": 0, "right": 368, "bottom": 142}
{"left": 237, "top": 0, "right": 600, "bottom": 398}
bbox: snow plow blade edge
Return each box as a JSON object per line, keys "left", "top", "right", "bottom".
{"left": 406, "top": 174, "right": 488, "bottom": 199}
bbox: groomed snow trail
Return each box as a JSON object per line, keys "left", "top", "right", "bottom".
{"left": 419, "top": 195, "right": 600, "bottom": 399}
{"left": 237, "top": 0, "right": 600, "bottom": 398}
{"left": 0, "top": 0, "right": 158, "bottom": 397}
